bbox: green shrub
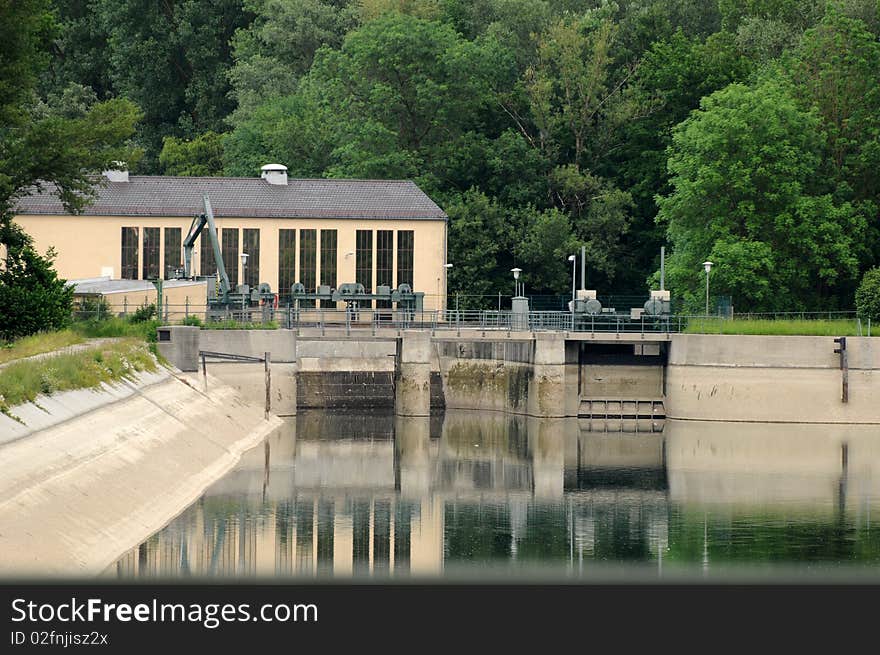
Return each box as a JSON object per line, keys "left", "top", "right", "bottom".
{"left": 131, "top": 303, "right": 157, "bottom": 323}
{"left": 179, "top": 315, "right": 203, "bottom": 327}
{"left": 855, "top": 267, "right": 880, "bottom": 322}
{"left": 74, "top": 296, "right": 111, "bottom": 321}
{"left": 0, "top": 224, "right": 74, "bottom": 341}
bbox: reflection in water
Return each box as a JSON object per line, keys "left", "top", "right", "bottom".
{"left": 112, "top": 412, "right": 880, "bottom": 580}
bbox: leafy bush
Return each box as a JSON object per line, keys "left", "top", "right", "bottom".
{"left": 130, "top": 303, "right": 157, "bottom": 323}
{"left": 0, "top": 224, "right": 74, "bottom": 341}
{"left": 73, "top": 296, "right": 111, "bottom": 321}
{"left": 179, "top": 315, "right": 203, "bottom": 327}
{"left": 855, "top": 267, "right": 880, "bottom": 322}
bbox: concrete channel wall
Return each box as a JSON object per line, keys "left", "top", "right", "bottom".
{"left": 0, "top": 367, "right": 283, "bottom": 577}
{"left": 666, "top": 335, "right": 879, "bottom": 424}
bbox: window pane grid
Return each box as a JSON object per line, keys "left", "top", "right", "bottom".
{"left": 397, "top": 230, "right": 414, "bottom": 288}
{"left": 279, "top": 229, "right": 296, "bottom": 300}
{"left": 222, "top": 228, "right": 240, "bottom": 289}
{"left": 320, "top": 229, "right": 337, "bottom": 308}
{"left": 243, "top": 228, "right": 260, "bottom": 288}
{"left": 121, "top": 227, "right": 139, "bottom": 280}
{"left": 142, "top": 227, "right": 160, "bottom": 280}
{"left": 356, "top": 230, "right": 373, "bottom": 309}
{"left": 164, "top": 228, "right": 181, "bottom": 279}
{"left": 376, "top": 230, "right": 393, "bottom": 308}
{"left": 299, "top": 229, "right": 317, "bottom": 307}
{"left": 200, "top": 229, "right": 216, "bottom": 277}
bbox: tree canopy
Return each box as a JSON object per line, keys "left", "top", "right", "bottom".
{"left": 6, "top": 0, "right": 880, "bottom": 312}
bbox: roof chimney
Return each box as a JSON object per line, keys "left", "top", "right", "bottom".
{"left": 261, "top": 163, "right": 288, "bottom": 185}
{"left": 103, "top": 162, "right": 129, "bottom": 182}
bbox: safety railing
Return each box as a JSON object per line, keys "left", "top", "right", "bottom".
{"left": 70, "top": 302, "right": 871, "bottom": 336}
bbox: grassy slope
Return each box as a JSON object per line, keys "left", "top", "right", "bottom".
{"left": 0, "top": 338, "right": 159, "bottom": 417}
{"left": 0, "top": 330, "right": 85, "bottom": 364}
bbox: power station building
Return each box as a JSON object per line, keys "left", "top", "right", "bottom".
{"left": 14, "top": 165, "right": 450, "bottom": 310}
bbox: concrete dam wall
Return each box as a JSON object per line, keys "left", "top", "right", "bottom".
{"left": 666, "top": 334, "right": 879, "bottom": 424}
{"left": 158, "top": 328, "right": 879, "bottom": 424}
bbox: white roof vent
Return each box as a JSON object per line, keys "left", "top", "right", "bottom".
{"left": 103, "top": 163, "right": 129, "bottom": 183}
{"left": 261, "top": 163, "right": 288, "bottom": 185}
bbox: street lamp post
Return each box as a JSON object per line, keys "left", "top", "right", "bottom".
{"left": 240, "top": 252, "right": 249, "bottom": 288}
{"left": 568, "top": 254, "right": 576, "bottom": 305}
{"left": 511, "top": 267, "right": 522, "bottom": 298}
{"left": 702, "top": 261, "right": 714, "bottom": 316}
{"left": 443, "top": 263, "right": 453, "bottom": 314}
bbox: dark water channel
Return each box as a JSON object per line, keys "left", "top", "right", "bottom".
{"left": 111, "top": 411, "right": 880, "bottom": 581}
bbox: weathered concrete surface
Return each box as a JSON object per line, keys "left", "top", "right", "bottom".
{"left": 527, "top": 335, "right": 578, "bottom": 417}
{"left": 156, "top": 325, "right": 199, "bottom": 371}
{"left": 0, "top": 370, "right": 282, "bottom": 578}
{"left": 438, "top": 336, "right": 577, "bottom": 417}
{"left": 204, "top": 361, "right": 298, "bottom": 416}
{"left": 198, "top": 329, "right": 298, "bottom": 361}
{"left": 298, "top": 371, "right": 393, "bottom": 409}
{"left": 580, "top": 364, "right": 664, "bottom": 399}
{"left": 297, "top": 338, "right": 395, "bottom": 362}
{"left": 396, "top": 331, "right": 432, "bottom": 416}
{"left": 667, "top": 335, "right": 879, "bottom": 423}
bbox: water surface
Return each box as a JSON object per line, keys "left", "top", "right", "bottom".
{"left": 111, "top": 411, "right": 880, "bottom": 581}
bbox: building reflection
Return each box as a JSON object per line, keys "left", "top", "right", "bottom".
{"left": 112, "top": 413, "right": 880, "bottom": 579}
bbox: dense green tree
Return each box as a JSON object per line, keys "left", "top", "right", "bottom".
{"left": 657, "top": 75, "right": 865, "bottom": 311}
{"left": 1, "top": 0, "right": 140, "bottom": 338}
{"left": 94, "top": 0, "right": 252, "bottom": 171}
{"left": 855, "top": 266, "right": 880, "bottom": 321}
{"left": 41, "top": 1, "right": 114, "bottom": 100}
{"left": 160, "top": 132, "right": 227, "bottom": 176}
{"left": 444, "top": 189, "right": 522, "bottom": 306}
{"left": 0, "top": 224, "right": 74, "bottom": 341}
{"left": 789, "top": 9, "right": 880, "bottom": 203}
{"left": 31, "top": 0, "right": 880, "bottom": 308}
{"left": 228, "top": 0, "right": 360, "bottom": 114}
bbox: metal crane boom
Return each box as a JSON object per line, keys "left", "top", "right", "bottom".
{"left": 182, "top": 194, "right": 230, "bottom": 301}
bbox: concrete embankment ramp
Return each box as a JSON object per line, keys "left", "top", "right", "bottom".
{"left": 0, "top": 368, "right": 282, "bottom": 578}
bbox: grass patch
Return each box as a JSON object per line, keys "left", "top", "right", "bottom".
{"left": 71, "top": 317, "right": 163, "bottom": 341}
{"left": 683, "top": 317, "right": 871, "bottom": 336}
{"left": 0, "top": 330, "right": 85, "bottom": 365}
{"left": 0, "top": 338, "right": 159, "bottom": 417}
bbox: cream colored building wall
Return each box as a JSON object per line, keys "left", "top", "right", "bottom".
{"left": 14, "top": 214, "right": 449, "bottom": 311}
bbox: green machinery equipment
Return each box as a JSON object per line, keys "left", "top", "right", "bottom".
{"left": 289, "top": 282, "right": 425, "bottom": 318}
{"left": 177, "top": 194, "right": 276, "bottom": 313}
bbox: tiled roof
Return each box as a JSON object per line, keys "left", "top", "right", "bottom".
{"left": 16, "top": 176, "right": 447, "bottom": 220}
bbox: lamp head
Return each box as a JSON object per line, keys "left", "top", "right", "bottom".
{"left": 240, "top": 252, "right": 249, "bottom": 267}
{"left": 511, "top": 267, "right": 522, "bottom": 280}
{"left": 702, "top": 261, "right": 714, "bottom": 273}
{"left": 568, "top": 255, "right": 576, "bottom": 262}
{"left": 444, "top": 263, "right": 454, "bottom": 269}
